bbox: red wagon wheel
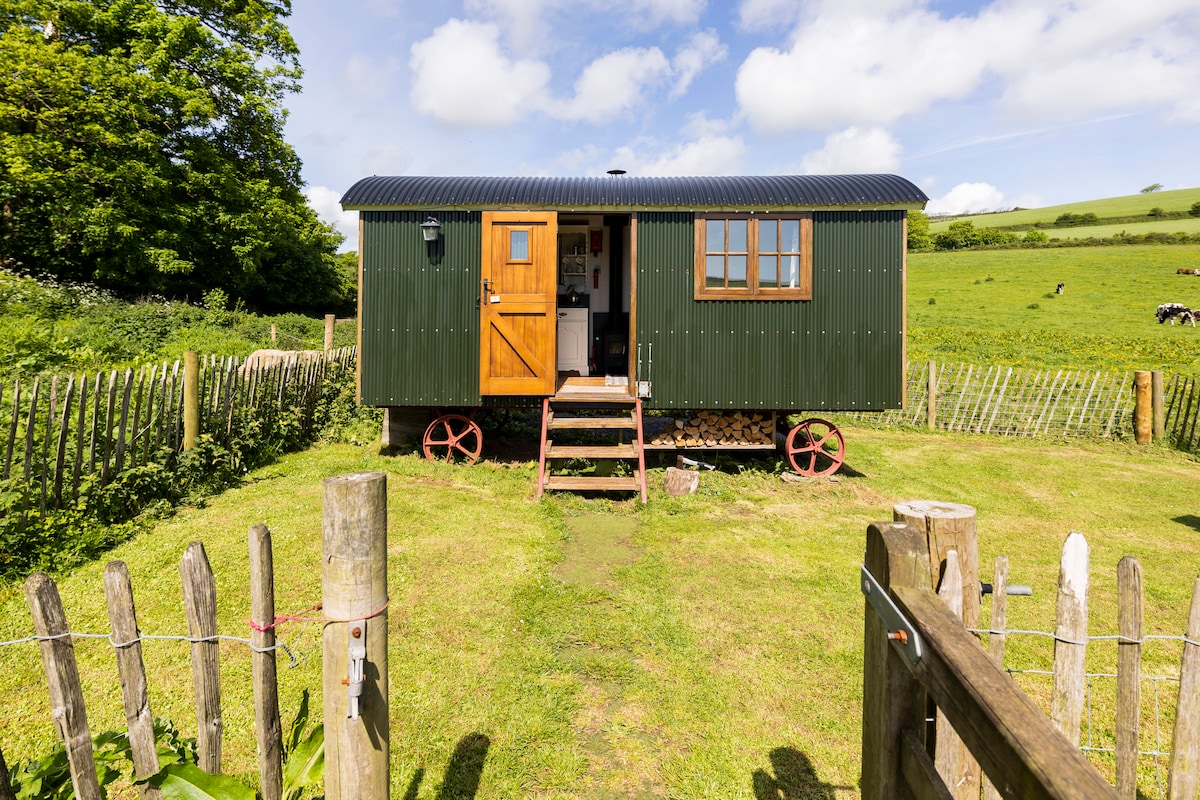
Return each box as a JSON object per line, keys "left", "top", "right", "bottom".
{"left": 784, "top": 418, "right": 845, "bottom": 477}
{"left": 422, "top": 413, "right": 483, "bottom": 464}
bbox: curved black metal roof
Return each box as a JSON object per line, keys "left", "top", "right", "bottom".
{"left": 340, "top": 174, "right": 928, "bottom": 209}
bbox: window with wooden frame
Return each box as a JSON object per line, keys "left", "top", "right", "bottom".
{"left": 694, "top": 213, "right": 813, "bottom": 300}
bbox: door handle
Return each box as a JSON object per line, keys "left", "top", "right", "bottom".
{"left": 482, "top": 278, "right": 493, "bottom": 294}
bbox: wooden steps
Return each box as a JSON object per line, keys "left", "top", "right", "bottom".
{"left": 536, "top": 390, "right": 647, "bottom": 502}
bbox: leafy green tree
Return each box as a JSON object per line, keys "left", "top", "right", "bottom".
{"left": 1190, "top": 201, "right": 1200, "bottom": 218}
{"left": 1141, "top": 183, "right": 1163, "bottom": 193}
{"left": 0, "top": 0, "right": 346, "bottom": 311}
{"left": 907, "top": 209, "right": 931, "bottom": 251}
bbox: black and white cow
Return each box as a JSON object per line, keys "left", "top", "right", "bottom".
{"left": 1157, "top": 303, "right": 1197, "bottom": 326}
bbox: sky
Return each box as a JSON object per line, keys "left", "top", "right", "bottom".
{"left": 283, "top": 0, "right": 1200, "bottom": 248}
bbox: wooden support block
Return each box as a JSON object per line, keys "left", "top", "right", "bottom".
{"left": 664, "top": 467, "right": 699, "bottom": 496}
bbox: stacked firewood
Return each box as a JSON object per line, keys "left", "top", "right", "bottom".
{"left": 648, "top": 410, "right": 775, "bottom": 447}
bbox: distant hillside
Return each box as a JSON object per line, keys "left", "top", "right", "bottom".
{"left": 929, "top": 187, "right": 1200, "bottom": 233}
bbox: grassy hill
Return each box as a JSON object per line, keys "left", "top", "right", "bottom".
{"left": 907, "top": 244, "right": 1200, "bottom": 373}
{"left": 929, "top": 187, "right": 1200, "bottom": 232}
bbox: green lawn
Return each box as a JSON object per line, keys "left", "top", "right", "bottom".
{"left": 2, "top": 432, "right": 1198, "bottom": 798}
{"left": 908, "top": 244, "right": 1200, "bottom": 371}
{"left": 929, "top": 187, "right": 1200, "bottom": 232}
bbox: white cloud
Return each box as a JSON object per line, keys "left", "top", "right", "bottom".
{"left": 306, "top": 186, "right": 359, "bottom": 247}
{"left": 612, "top": 135, "right": 746, "bottom": 176}
{"left": 926, "top": 182, "right": 1009, "bottom": 216}
{"left": 409, "top": 19, "right": 551, "bottom": 127}
{"left": 735, "top": 0, "right": 1200, "bottom": 132}
{"left": 736, "top": 0, "right": 806, "bottom": 31}
{"left": 799, "top": 127, "right": 901, "bottom": 174}
{"left": 465, "top": 0, "right": 704, "bottom": 51}
{"left": 670, "top": 30, "right": 727, "bottom": 98}
{"left": 555, "top": 47, "right": 672, "bottom": 123}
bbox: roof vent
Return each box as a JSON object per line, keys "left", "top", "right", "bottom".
{"left": 606, "top": 169, "right": 627, "bottom": 177}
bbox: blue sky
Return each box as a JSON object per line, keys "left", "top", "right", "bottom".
{"left": 283, "top": 0, "right": 1200, "bottom": 247}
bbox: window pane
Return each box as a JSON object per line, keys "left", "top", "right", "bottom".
{"left": 781, "top": 220, "right": 800, "bottom": 252}
{"left": 706, "top": 255, "right": 725, "bottom": 287}
{"left": 706, "top": 220, "right": 725, "bottom": 253}
{"left": 760, "top": 220, "right": 777, "bottom": 252}
{"left": 759, "top": 256, "right": 777, "bottom": 288}
{"left": 510, "top": 230, "right": 529, "bottom": 260}
{"left": 728, "top": 255, "right": 747, "bottom": 287}
{"left": 728, "top": 219, "right": 747, "bottom": 252}
{"left": 781, "top": 255, "right": 799, "bottom": 288}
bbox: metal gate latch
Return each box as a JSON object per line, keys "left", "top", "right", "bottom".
{"left": 861, "top": 565, "right": 923, "bottom": 667}
{"left": 345, "top": 620, "right": 366, "bottom": 720}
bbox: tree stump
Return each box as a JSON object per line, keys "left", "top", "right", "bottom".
{"left": 663, "top": 467, "right": 699, "bottom": 496}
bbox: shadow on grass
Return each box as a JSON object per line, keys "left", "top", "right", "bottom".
{"left": 751, "top": 747, "right": 842, "bottom": 799}
{"left": 401, "top": 733, "right": 491, "bottom": 800}
{"left": 1172, "top": 514, "right": 1200, "bottom": 532}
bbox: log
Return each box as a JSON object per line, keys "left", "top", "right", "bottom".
{"left": 663, "top": 467, "right": 699, "bottom": 496}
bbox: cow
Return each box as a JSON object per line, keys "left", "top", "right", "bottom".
{"left": 1157, "top": 303, "right": 1196, "bottom": 326}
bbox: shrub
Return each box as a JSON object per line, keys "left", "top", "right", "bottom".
{"left": 1190, "top": 202, "right": 1200, "bottom": 218}
{"left": 1053, "top": 212, "right": 1099, "bottom": 227}
{"left": 1149, "top": 207, "right": 1165, "bottom": 217}
{"left": 1024, "top": 228, "right": 1049, "bottom": 243}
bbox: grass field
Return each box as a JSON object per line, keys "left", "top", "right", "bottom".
{"left": 1, "top": 432, "right": 1198, "bottom": 799}
{"left": 1040, "top": 217, "right": 1200, "bottom": 240}
{"left": 928, "top": 187, "right": 1200, "bottom": 232}
{"left": 908, "top": 244, "right": 1200, "bottom": 371}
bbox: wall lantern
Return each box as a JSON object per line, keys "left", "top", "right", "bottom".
{"left": 420, "top": 216, "right": 442, "bottom": 242}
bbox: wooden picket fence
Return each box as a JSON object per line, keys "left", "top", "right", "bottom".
{"left": 863, "top": 502, "right": 1200, "bottom": 800}
{"left": 0, "top": 347, "right": 356, "bottom": 516}
{"left": 881, "top": 361, "right": 1135, "bottom": 437}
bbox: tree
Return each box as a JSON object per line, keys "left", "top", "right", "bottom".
{"left": 1141, "top": 183, "right": 1163, "bottom": 193}
{"left": 1190, "top": 202, "right": 1200, "bottom": 218}
{"left": 0, "top": 0, "right": 346, "bottom": 311}
{"left": 907, "top": 209, "right": 931, "bottom": 251}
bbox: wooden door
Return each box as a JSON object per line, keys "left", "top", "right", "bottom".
{"left": 480, "top": 211, "right": 558, "bottom": 396}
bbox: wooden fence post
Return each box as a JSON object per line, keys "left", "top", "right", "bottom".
{"left": 250, "top": 524, "right": 283, "bottom": 800}
{"left": 24, "top": 573, "right": 103, "bottom": 800}
{"left": 861, "top": 521, "right": 930, "bottom": 800}
{"left": 934, "top": 550, "right": 974, "bottom": 799}
{"left": 928, "top": 360, "right": 938, "bottom": 430}
{"left": 1168, "top": 573, "right": 1200, "bottom": 799}
{"left": 324, "top": 314, "right": 336, "bottom": 353}
{"left": 183, "top": 351, "right": 199, "bottom": 450}
{"left": 892, "top": 500, "right": 980, "bottom": 795}
{"left": 1152, "top": 370, "right": 1165, "bottom": 441}
{"left": 181, "top": 542, "right": 222, "bottom": 774}
{"left": 104, "top": 562, "right": 163, "bottom": 799}
{"left": 323, "top": 472, "right": 389, "bottom": 800}
{"left": 1051, "top": 532, "right": 1089, "bottom": 746}
{"left": 981, "top": 555, "right": 1008, "bottom": 800}
{"left": 1133, "top": 371, "right": 1152, "bottom": 444}
{"left": 270, "top": 324, "right": 277, "bottom": 343}
{"left": 1115, "top": 556, "right": 1142, "bottom": 799}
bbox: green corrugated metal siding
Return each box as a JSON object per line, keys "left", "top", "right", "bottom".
{"left": 635, "top": 211, "right": 905, "bottom": 411}
{"left": 359, "top": 211, "right": 483, "bottom": 406}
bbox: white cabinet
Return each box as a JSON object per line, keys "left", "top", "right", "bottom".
{"left": 557, "top": 307, "right": 589, "bottom": 374}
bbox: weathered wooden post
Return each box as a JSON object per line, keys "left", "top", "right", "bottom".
{"left": 927, "top": 360, "right": 938, "bottom": 430}
{"left": 25, "top": 573, "right": 102, "bottom": 800}
{"left": 181, "top": 542, "right": 222, "bottom": 774}
{"left": 324, "top": 314, "right": 336, "bottom": 352}
{"left": 104, "top": 562, "right": 163, "bottom": 799}
{"left": 270, "top": 323, "right": 278, "bottom": 343}
{"left": 861, "top": 520, "right": 930, "bottom": 800}
{"left": 249, "top": 524, "right": 283, "bottom": 800}
{"left": 1051, "top": 532, "right": 1088, "bottom": 746}
{"left": 1168, "top": 574, "right": 1200, "bottom": 799}
{"left": 1115, "top": 556, "right": 1143, "bottom": 799}
{"left": 1151, "top": 370, "right": 1164, "bottom": 442}
{"left": 892, "top": 500, "right": 980, "bottom": 798}
{"left": 323, "top": 472, "right": 389, "bottom": 800}
{"left": 1133, "top": 370, "right": 1152, "bottom": 444}
{"left": 183, "top": 351, "right": 199, "bottom": 450}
